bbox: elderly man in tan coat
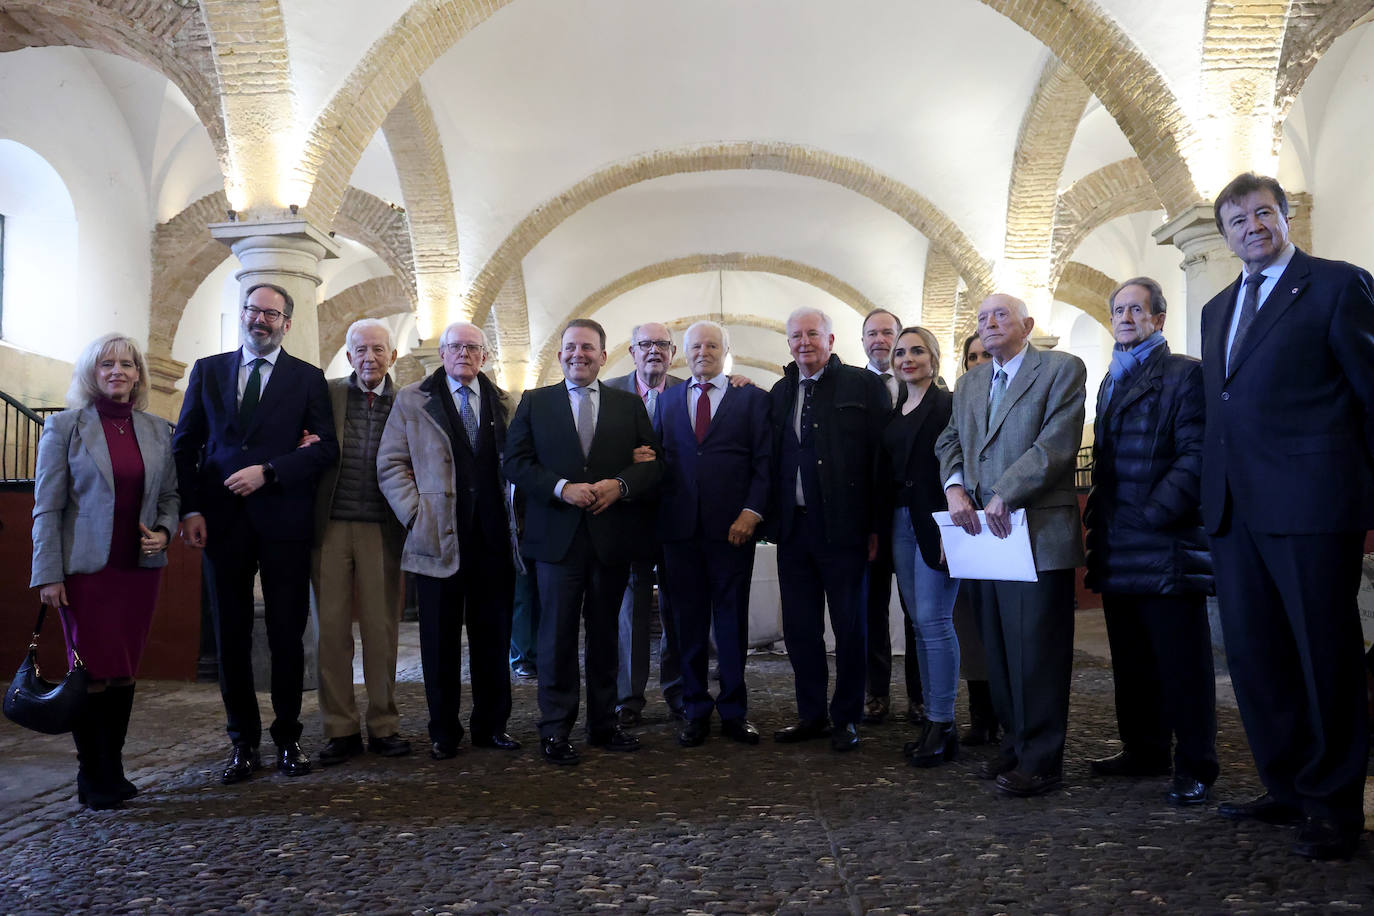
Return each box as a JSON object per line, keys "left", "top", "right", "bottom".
{"left": 377, "top": 321, "right": 524, "bottom": 759}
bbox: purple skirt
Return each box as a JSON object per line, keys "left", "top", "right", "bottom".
{"left": 60, "top": 566, "right": 162, "bottom": 679}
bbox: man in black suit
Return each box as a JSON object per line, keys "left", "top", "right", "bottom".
{"left": 377, "top": 321, "right": 522, "bottom": 759}
{"left": 603, "top": 321, "right": 686, "bottom": 727}
{"left": 1201, "top": 173, "right": 1374, "bottom": 860}
{"left": 504, "top": 318, "right": 663, "bottom": 765}
{"left": 768, "top": 307, "right": 890, "bottom": 752}
{"left": 173, "top": 283, "right": 338, "bottom": 784}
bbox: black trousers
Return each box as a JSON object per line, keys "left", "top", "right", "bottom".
{"left": 535, "top": 524, "right": 630, "bottom": 741}
{"left": 204, "top": 511, "right": 310, "bottom": 749}
{"left": 1101, "top": 592, "right": 1218, "bottom": 784}
{"left": 777, "top": 508, "right": 868, "bottom": 728}
{"left": 865, "top": 543, "right": 922, "bottom": 706}
{"left": 972, "top": 569, "right": 1076, "bottom": 777}
{"left": 1211, "top": 515, "right": 1368, "bottom": 828}
{"left": 414, "top": 541, "right": 514, "bottom": 747}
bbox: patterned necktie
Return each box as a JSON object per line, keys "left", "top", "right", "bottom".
{"left": 644, "top": 387, "right": 658, "bottom": 421}
{"left": 458, "top": 385, "right": 479, "bottom": 449}
{"left": 574, "top": 386, "right": 595, "bottom": 457}
{"left": 239, "top": 357, "right": 265, "bottom": 428}
{"left": 694, "top": 381, "right": 713, "bottom": 443}
{"left": 366, "top": 391, "right": 376, "bottom": 409}
{"left": 1228, "top": 272, "right": 1265, "bottom": 372}
{"left": 987, "top": 368, "right": 1007, "bottom": 424}
{"left": 798, "top": 378, "right": 816, "bottom": 446}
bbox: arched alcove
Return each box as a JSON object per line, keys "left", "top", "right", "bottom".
{"left": 0, "top": 139, "right": 78, "bottom": 354}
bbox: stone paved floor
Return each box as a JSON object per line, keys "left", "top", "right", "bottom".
{"left": 1, "top": 614, "right": 1371, "bottom": 914}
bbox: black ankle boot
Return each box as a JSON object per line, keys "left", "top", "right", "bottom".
{"left": 960, "top": 680, "right": 1000, "bottom": 746}
{"left": 910, "top": 720, "right": 959, "bottom": 767}
{"left": 72, "top": 696, "right": 122, "bottom": 810}
{"left": 106, "top": 684, "right": 138, "bottom": 800}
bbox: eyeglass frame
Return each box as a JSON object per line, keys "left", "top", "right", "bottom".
{"left": 631, "top": 339, "right": 673, "bottom": 352}
{"left": 242, "top": 304, "right": 287, "bottom": 323}
{"left": 439, "top": 342, "right": 486, "bottom": 356}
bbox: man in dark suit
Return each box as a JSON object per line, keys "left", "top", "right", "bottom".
{"left": 658, "top": 321, "right": 771, "bottom": 747}
{"left": 935, "top": 293, "right": 1086, "bottom": 798}
{"left": 377, "top": 321, "right": 523, "bottom": 759}
{"left": 768, "top": 307, "right": 890, "bottom": 752}
{"left": 1201, "top": 173, "right": 1374, "bottom": 860}
{"left": 173, "top": 283, "right": 338, "bottom": 784}
{"left": 603, "top": 321, "right": 686, "bottom": 726}
{"left": 504, "top": 318, "right": 663, "bottom": 765}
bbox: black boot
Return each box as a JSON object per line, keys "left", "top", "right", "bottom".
{"left": 910, "top": 720, "right": 959, "bottom": 768}
{"left": 960, "top": 680, "right": 1000, "bottom": 746}
{"left": 106, "top": 684, "right": 138, "bottom": 800}
{"left": 73, "top": 694, "right": 122, "bottom": 810}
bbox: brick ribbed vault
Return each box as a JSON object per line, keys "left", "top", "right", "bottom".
{"left": 0, "top": 1, "right": 226, "bottom": 171}
{"left": 1274, "top": 3, "right": 1374, "bottom": 125}
{"left": 469, "top": 142, "right": 992, "bottom": 334}
{"left": 1050, "top": 159, "right": 1162, "bottom": 292}
{"left": 528, "top": 252, "right": 883, "bottom": 384}
{"left": 317, "top": 275, "right": 412, "bottom": 360}
{"left": 1054, "top": 262, "right": 1117, "bottom": 330}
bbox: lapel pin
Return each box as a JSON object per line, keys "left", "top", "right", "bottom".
{"left": 1291, "top": 287, "right": 1298, "bottom": 294}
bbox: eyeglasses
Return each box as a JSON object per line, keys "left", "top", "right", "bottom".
{"left": 633, "top": 340, "right": 673, "bottom": 352}
{"left": 242, "top": 305, "right": 285, "bottom": 322}
{"left": 440, "top": 342, "right": 485, "bottom": 356}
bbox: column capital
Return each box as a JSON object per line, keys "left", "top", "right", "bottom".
{"left": 1152, "top": 203, "right": 1222, "bottom": 253}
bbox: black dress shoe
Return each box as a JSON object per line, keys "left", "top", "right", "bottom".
{"left": 978, "top": 749, "right": 1018, "bottom": 780}
{"left": 318, "top": 734, "right": 365, "bottom": 766}
{"left": 616, "top": 707, "right": 643, "bottom": 728}
{"left": 959, "top": 721, "right": 999, "bottom": 747}
{"left": 720, "top": 718, "right": 760, "bottom": 745}
{"left": 996, "top": 769, "right": 1062, "bottom": 797}
{"left": 511, "top": 660, "right": 537, "bottom": 679}
{"left": 368, "top": 734, "right": 413, "bottom": 757}
{"left": 906, "top": 703, "right": 927, "bottom": 726}
{"left": 774, "top": 719, "right": 831, "bottom": 743}
{"left": 909, "top": 721, "right": 959, "bottom": 768}
{"left": 277, "top": 743, "right": 312, "bottom": 777}
{"left": 588, "top": 725, "right": 641, "bottom": 752}
{"left": 472, "top": 732, "right": 521, "bottom": 750}
{"left": 862, "top": 696, "right": 889, "bottom": 725}
{"left": 1166, "top": 776, "right": 1210, "bottom": 806}
{"left": 1217, "top": 792, "right": 1302, "bottom": 825}
{"left": 541, "top": 735, "right": 580, "bottom": 766}
{"left": 678, "top": 717, "right": 710, "bottom": 747}
{"left": 220, "top": 744, "right": 261, "bottom": 785}
{"left": 667, "top": 704, "right": 689, "bottom": 723}
{"left": 429, "top": 742, "right": 459, "bottom": 760}
{"left": 1292, "top": 816, "right": 1361, "bottom": 860}
{"left": 1090, "top": 750, "right": 1170, "bottom": 778}
{"left": 830, "top": 722, "right": 860, "bottom": 752}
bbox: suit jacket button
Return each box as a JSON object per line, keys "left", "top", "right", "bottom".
{"left": 1221, "top": 391, "right": 1230, "bottom": 400}
{"left": 979, "top": 454, "right": 988, "bottom": 461}
{"left": 904, "top": 480, "right": 913, "bottom": 487}
{"left": 241, "top": 445, "right": 248, "bottom": 452}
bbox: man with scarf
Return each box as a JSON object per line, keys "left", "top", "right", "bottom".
{"left": 1082, "top": 277, "right": 1217, "bottom": 807}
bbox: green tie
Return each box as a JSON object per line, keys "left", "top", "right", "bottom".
{"left": 240, "top": 357, "right": 265, "bottom": 428}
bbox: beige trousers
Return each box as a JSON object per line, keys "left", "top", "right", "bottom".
{"left": 312, "top": 520, "right": 403, "bottom": 739}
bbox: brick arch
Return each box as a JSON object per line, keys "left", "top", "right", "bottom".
{"left": 0, "top": 1, "right": 227, "bottom": 171}
{"left": 979, "top": 0, "right": 1202, "bottom": 215}
{"left": 1053, "top": 262, "right": 1116, "bottom": 331}
{"left": 1050, "top": 159, "right": 1162, "bottom": 292}
{"left": 317, "top": 276, "right": 413, "bottom": 360}
{"left": 603, "top": 314, "right": 790, "bottom": 372}
{"left": 297, "top": 0, "right": 517, "bottom": 225}
{"left": 528, "top": 252, "right": 884, "bottom": 384}
{"left": 332, "top": 187, "right": 419, "bottom": 306}
{"left": 469, "top": 142, "right": 993, "bottom": 332}
{"left": 1274, "top": 3, "right": 1374, "bottom": 125}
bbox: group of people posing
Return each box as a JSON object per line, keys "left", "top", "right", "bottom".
{"left": 30, "top": 172, "right": 1372, "bottom": 861}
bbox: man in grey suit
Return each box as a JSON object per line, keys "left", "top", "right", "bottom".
{"left": 935, "top": 293, "right": 1087, "bottom": 797}
{"left": 603, "top": 321, "right": 686, "bottom": 725}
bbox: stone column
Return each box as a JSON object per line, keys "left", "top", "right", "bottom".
{"left": 144, "top": 354, "right": 188, "bottom": 422}
{"left": 1152, "top": 204, "right": 1237, "bottom": 358}
{"left": 209, "top": 219, "right": 341, "bottom": 367}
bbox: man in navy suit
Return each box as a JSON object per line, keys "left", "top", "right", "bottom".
{"left": 658, "top": 321, "right": 771, "bottom": 747}
{"left": 1201, "top": 173, "right": 1374, "bottom": 860}
{"left": 767, "top": 307, "right": 891, "bottom": 752}
{"left": 504, "top": 318, "right": 663, "bottom": 765}
{"left": 602, "top": 322, "right": 686, "bottom": 726}
{"left": 173, "top": 283, "right": 338, "bottom": 784}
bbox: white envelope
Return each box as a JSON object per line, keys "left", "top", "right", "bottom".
{"left": 932, "top": 509, "right": 1037, "bottom": 582}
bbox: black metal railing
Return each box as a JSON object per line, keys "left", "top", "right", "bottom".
{"left": 1075, "top": 445, "right": 1094, "bottom": 490}
{"left": 0, "top": 389, "right": 48, "bottom": 483}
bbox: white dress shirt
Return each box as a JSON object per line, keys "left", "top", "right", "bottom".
{"left": 1224, "top": 242, "right": 1296, "bottom": 369}
{"left": 554, "top": 378, "right": 601, "bottom": 499}
{"left": 943, "top": 341, "right": 1029, "bottom": 492}
{"left": 237, "top": 346, "right": 281, "bottom": 404}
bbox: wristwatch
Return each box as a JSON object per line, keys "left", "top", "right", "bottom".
{"left": 262, "top": 463, "right": 278, "bottom": 485}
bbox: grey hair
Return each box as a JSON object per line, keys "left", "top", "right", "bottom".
{"left": 630, "top": 322, "right": 674, "bottom": 346}
{"left": 684, "top": 320, "right": 731, "bottom": 352}
{"left": 440, "top": 320, "right": 490, "bottom": 351}
{"left": 1109, "top": 277, "right": 1167, "bottom": 316}
{"left": 786, "top": 306, "right": 833, "bottom": 336}
{"left": 68, "top": 333, "right": 151, "bottom": 411}
{"left": 345, "top": 318, "right": 394, "bottom": 352}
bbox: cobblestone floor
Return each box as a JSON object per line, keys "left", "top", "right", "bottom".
{"left": 1, "top": 617, "right": 1370, "bottom": 915}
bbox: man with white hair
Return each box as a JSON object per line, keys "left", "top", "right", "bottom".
{"left": 378, "top": 321, "right": 523, "bottom": 759}
{"left": 767, "top": 306, "right": 891, "bottom": 752}
{"left": 311, "top": 319, "right": 412, "bottom": 765}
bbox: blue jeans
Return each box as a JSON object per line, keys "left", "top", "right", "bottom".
{"left": 891, "top": 507, "right": 961, "bottom": 722}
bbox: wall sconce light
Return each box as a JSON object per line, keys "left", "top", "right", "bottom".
{"left": 289, "top": 203, "right": 299, "bottom": 216}
{"left": 226, "top": 209, "right": 237, "bottom": 222}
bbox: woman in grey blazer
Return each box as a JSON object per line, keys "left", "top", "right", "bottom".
{"left": 31, "top": 333, "right": 179, "bottom": 809}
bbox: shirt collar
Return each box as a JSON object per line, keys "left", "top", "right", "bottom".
{"left": 694, "top": 372, "right": 729, "bottom": 390}
{"left": 242, "top": 346, "right": 281, "bottom": 368}
{"left": 865, "top": 361, "right": 891, "bottom": 376}
{"left": 634, "top": 374, "right": 667, "bottom": 398}
{"left": 565, "top": 378, "right": 599, "bottom": 394}
{"left": 447, "top": 373, "right": 479, "bottom": 395}
{"left": 1244, "top": 242, "right": 1297, "bottom": 282}
{"left": 799, "top": 366, "right": 826, "bottom": 383}
{"left": 355, "top": 373, "right": 388, "bottom": 395}
{"left": 992, "top": 342, "right": 1029, "bottom": 375}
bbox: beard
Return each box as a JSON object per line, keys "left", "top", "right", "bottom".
{"left": 240, "top": 322, "right": 285, "bottom": 355}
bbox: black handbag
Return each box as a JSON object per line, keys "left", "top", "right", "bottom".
{"left": 3, "top": 604, "right": 89, "bottom": 734}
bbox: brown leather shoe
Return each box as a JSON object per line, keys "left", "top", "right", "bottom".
{"left": 1216, "top": 792, "right": 1302, "bottom": 825}
{"left": 862, "top": 696, "right": 889, "bottom": 724}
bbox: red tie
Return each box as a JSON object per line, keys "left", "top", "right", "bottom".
{"left": 366, "top": 391, "right": 376, "bottom": 408}
{"left": 694, "top": 382, "right": 712, "bottom": 442}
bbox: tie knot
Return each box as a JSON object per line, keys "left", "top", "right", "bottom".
{"left": 695, "top": 381, "right": 712, "bottom": 391}
{"left": 1245, "top": 272, "right": 1265, "bottom": 288}
{"left": 249, "top": 357, "right": 265, "bottom": 369}
{"left": 880, "top": 372, "right": 892, "bottom": 381}
{"left": 994, "top": 368, "right": 1006, "bottom": 382}
{"left": 460, "top": 385, "right": 472, "bottom": 397}
{"left": 800, "top": 378, "right": 816, "bottom": 392}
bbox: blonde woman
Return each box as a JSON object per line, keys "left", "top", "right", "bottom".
{"left": 31, "top": 333, "right": 179, "bottom": 809}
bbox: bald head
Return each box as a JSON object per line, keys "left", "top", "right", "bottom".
{"left": 976, "top": 294, "right": 1034, "bottom": 362}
